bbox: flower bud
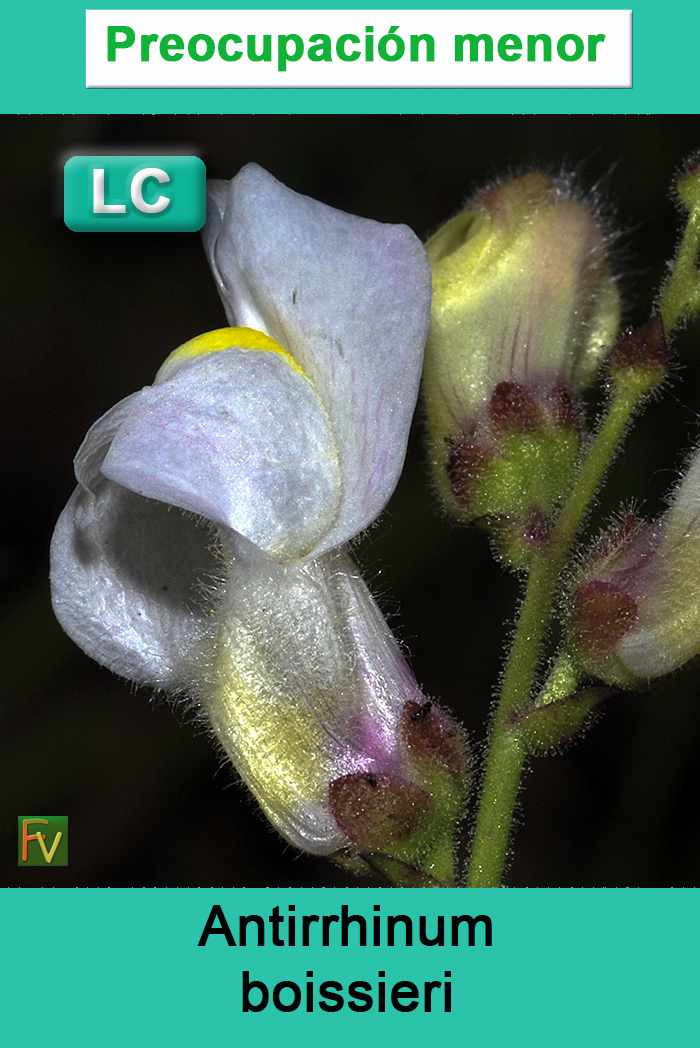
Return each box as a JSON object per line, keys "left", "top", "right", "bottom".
{"left": 568, "top": 453, "right": 700, "bottom": 685}
{"left": 676, "top": 152, "right": 700, "bottom": 212}
{"left": 423, "top": 172, "right": 620, "bottom": 542}
{"left": 662, "top": 152, "right": 700, "bottom": 334}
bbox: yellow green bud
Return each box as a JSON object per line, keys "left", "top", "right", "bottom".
{"left": 423, "top": 171, "right": 621, "bottom": 528}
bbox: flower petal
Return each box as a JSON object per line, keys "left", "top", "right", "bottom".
{"left": 50, "top": 400, "right": 219, "bottom": 689}
{"left": 101, "top": 346, "right": 342, "bottom": 562}
{"left": 202, "top": 163, "right": 431, "bottom": 553}
{"left": 204, "top": 541, "right": 426, "bottom": 853}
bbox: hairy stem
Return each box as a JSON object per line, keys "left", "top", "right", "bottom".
{"left": 466, "top": 383, "right": 641, "bottom": 887}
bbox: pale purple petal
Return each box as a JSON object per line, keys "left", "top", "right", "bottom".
{"left": 101, "top": 347, "right": 341, "bottom": 562}
{"left": 202, "top": 163, "right": 431, "bottom": 553}
{"left": 51, "top": 463, "right": 218, "bottom": 691}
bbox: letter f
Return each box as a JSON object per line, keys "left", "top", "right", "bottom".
{"left": 22, "top": 819, "right": 48, "bottom": 861}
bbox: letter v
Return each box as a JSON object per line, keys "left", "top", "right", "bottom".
{"left": 35, "top": 831, "right": 62, "bottom": 864}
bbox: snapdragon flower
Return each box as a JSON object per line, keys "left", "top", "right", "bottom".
{"left": 51, "top": 165, "right": 464, "bottom": 876}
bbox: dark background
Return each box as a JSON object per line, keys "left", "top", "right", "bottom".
{"left": 2, "top": 114, "right": 700, "bottom": 887}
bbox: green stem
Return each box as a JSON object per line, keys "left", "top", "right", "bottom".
{"left": 466, "top": 383, "right": 640, "bottom": 887}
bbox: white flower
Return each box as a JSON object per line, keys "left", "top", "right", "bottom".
{"left": 50, "top": 164, "right": 436, "bottom": 855}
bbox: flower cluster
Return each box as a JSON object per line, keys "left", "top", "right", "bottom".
{"left": 48, "top": 146, "right": 700, "bottom": 892}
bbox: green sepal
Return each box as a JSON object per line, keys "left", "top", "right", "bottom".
{"left": 329, "top": 767, "right": 461, "bottom": 886}
{"left": 481, "top": 513, "right": 549, "bottom": 570}
{"left": 470, "top": 428, "right": 580, "bottom": 525}
{"left": 361, "top": 853, "right": 447, "bottom": 888}
{"left": 400, "top": 700, "right": 470, "bottom": 817}
{"left": 610, "top": 315, "right": 668, "bottom": 397}
{"left": 508, "top": 686, "right": 615, "bottom": 754}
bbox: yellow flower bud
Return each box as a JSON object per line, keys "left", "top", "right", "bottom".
{"left": 423, "top": 172, "right": 621, "bottom": 521}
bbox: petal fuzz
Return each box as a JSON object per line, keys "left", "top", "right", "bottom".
{"left": 101, "top": 347, "right": 342, "bottom": 562}
{"left": 203, "top": 541, "right": 426, "bottom": 853}
{"left": 50, "top": 480, "right": 219, "bottom": 690}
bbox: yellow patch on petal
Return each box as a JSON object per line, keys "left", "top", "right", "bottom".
{"left": 156, "top": 326, "right": 306, "bottom": 382}
{"left": 205, "top": 623, "right": 330, "bottom": 843}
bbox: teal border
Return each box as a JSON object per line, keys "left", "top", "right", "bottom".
{"left": 3, "top": 1, "right": 697, "bottom": 113}
{"left": 2, "top": 2, "right": 698, "bottom": 1039}
{"left": 2, "top": 888, "right": 696, "bottom": 1043}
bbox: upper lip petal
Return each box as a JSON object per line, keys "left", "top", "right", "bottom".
{"left": 202, "top": 163, "right": 432, "bottom": 552}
